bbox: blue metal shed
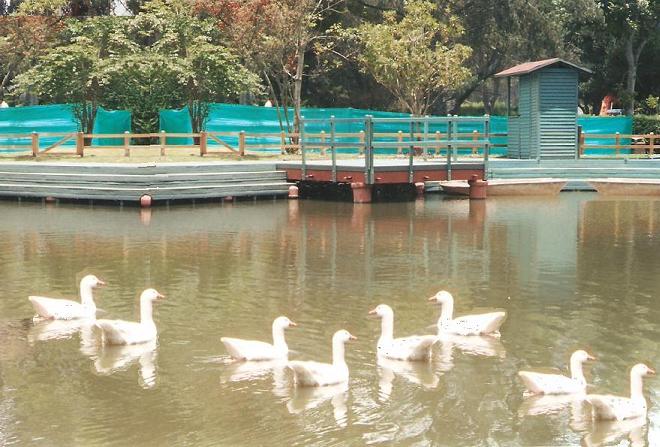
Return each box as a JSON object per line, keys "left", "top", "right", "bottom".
{"left": 495, "top": 58, "right": 592, "bottom": 159}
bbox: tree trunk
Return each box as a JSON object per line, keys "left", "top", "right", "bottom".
{"left": 623, "top": 31, "right": 650, "bottom": 116}
{"left": 293, "top": 43, "right": 305, "bottom": 134}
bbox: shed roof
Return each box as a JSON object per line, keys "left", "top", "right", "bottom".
{"left": 494, "top": 58, "right": 592, "bottom": 77}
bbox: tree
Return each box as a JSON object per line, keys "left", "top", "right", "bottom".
{"left": 598, "top": 0, "right": 660, "bottom": 115}
{"left": 197, "top": 0, "right": 340, "bottom": 133}
{"left": 352, "top": 0, "right": 471, "bottom": 115}
{"left": 12, "top": 0, "right": 259, "bottom": 133}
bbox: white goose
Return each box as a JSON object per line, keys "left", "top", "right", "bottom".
{"left": 586, "top": 363, "right": 655, "bottom": 421}
{"left": 221, "top": 316, "right": 297, "bottom": 361}
{"left": 287, "top": 330, "right": 356, "bottom": 387}
{"left": 429, "top": 290, "right": 506, "bottom": 336}
{"left": 95, "top": 289, "right": 164, "bottom": 345}
{"left": 369, "top": 304, "right": 438, "bottom": 361}
{"left": 518, "top": 350, "right": 596, "bottom": 395}
{"left": 29, "top": 274, "right": 105, "bottom": 320}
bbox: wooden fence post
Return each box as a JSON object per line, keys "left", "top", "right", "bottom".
{"left": 239, "top": 131, "right": 246, "bottom": 156}
{"left": 358, "top": 130, "right": 365, "bottom": 155}
{"left": 280, "top": 131, "right": 286, "bottom": 155}
{"left": 435, "top": 131, "right": 441, "bottom": 156}
{"left": 472, "top": 130, "right": 478, "bottom": 156}
{"left": 615, "top": 132, "right": 620, "bottom": 157}
{"left": 76, "top": 132, "right": 84, "bottom": 157}
{"left": 397, "top": 131, "right": 403, "bottom": 156}
{"left": 579, "top": 130, "right": 586, "bottom": 157}
{"left": 650, "top": 132, "right": 656, "bottom": 157}
{"left": 31, "top": 132, "right": 39, "bottom": 157}
{"left": 160, "top": 130, "right": 166, "bottom": 156}
{"left": 199, "top": 131, "right": 207, "bottom": 156}
{"left": 123, "top": 131, "right": 130, "bottom": 157}
{"left": 320, "top": 130, "right": 326, "bottom": 156}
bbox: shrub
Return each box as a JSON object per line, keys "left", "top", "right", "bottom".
{"left": 633, "top": 115, "right": 660, "bottom": 135}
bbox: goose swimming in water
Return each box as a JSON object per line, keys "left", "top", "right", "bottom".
{"left": 29, "top": 274, "right": 106, "bottom": 320}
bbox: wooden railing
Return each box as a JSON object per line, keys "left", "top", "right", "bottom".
{"left": 578, "top": 132, "right": 659, "bottom": 157}
{"left": 1, "top": 130, "right": 655, "bottom": 159}
{"left": 0, "top": 130, "right": 505, "bottom": 158}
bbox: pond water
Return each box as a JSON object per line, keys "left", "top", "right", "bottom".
{"left": 0, "top": 194, "right": 659, "bottom": 446}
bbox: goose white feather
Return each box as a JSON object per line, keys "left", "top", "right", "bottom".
{"left": 518, "top": 350, "right": 596, "bottom": 395}
{"left": 369, "top": 304, "right": 438, "bottom": 361}
{"left": 28, "top": 274, "right": 105, "bottom": 320}
{"left": 287, "top": 330, "right": 356, "bottom": 387}
{"left": 429, "top": 290, "right": 506, "bottom": 336}
{"left": 95, "top": 289, "right": 164, "bottom": 345}
{"left": 221, "top": 316, "right": 297, "bottom": 361}
{"left": 586, "top": 363, "right": 655, "bottom": 421}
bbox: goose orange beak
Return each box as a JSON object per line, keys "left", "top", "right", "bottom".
{"left": 649, "top": 368, "right": 656, "bottom": 376}
{"left": 289, "top": 321, "right": 298, "bottom": 327}
{"left": 349, "top": 335, "right": 357, "bottom": 341}
{"left": 97, "top": 279, "right": 106, "bottom": 286}
{"left": 587, "top": 354, "right": 597, "bottom": 361}
{"left": 157, "top": 293, "right": 166, "bottom": 299}
{"left": 368, "top": 308, "right": 377, "bottom": 315}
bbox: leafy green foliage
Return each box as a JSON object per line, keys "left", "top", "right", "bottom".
{"left": 352, "top": 0, "right": 471, "bottom": 115}
{"left": 633, "top": 115, "right": 660, "bottom": 134}
{"left": 12, "top": 0, "right": 259, "bottom": 133}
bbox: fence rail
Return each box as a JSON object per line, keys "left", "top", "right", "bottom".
{"left": 578, "top": 132, "right": 659, "bottom": 157}
{"left": 1, "top": 129, "right": 657, "bottom": 160}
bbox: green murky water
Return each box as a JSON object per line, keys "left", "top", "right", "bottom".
{"left": 0, "top": 194, "right": 658, "bottom": 446}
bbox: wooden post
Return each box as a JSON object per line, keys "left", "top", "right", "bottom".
{"left": 76, "top": 132, "right": 84, "bottom": 157}
{"left": 320, "top": 130, "right": 326, "bottom": 156}
{"left": 472, "top": 130, "right": 478, "bottom": 156}
{"left": 239, "top": 131, "right": 246, "bottom": 156}
{"left": 199, "top": 131, "right": 207, "bottom": 156}
{"left": 280, "top": 131, "right": 286, "bottom": 155}
{"left": 160, "top": 130, "right": 166, "bottom": 156}
{"left": 650, "top": 132, "right": 655, "bottom": 157}
{"left": 615, "top": 132, "right": 620, "bottom": 157}
{"left": 397, "top": 131, "right": 403, "bottom": 156}
{"left": 579, "top": 129, "right": 586, "bottom": 157}
{"left": 435, "top": 131, "right": 441, "bottom": 156}
{"left": 358, "top": 130, "right": 365, "bottom": 155}
{"left": 31, "top": 132, "right": 39, "bottom": 157}
{"left": 123, "top": 131, "right": 130, "bottom": 157}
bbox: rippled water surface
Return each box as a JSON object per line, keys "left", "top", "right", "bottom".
{"left": 1, "top": 194, "right": 659, "bottom": 446}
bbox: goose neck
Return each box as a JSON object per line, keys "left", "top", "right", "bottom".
{"left": 140, "top": 298, "right": 154, "bottom": 325}
{"left": 272, "top": 323, "right": 287, "bottom": 350}
{"left": 570, "top": 357, "right": 585, "bottom": 383}
{"left": 332, "top": 338, "right": 346, "bottom": 367}
{"left": 630, "top": 371, "right": 645, "bottom": 400}
{"left": 439, "top": 299, "right": 454, "bottom": 322}
{"left": 379, "top": 312, "right": 394, "bottom": 343}
{"left": 80, "top": 283, "right": 96, "bottom": 308}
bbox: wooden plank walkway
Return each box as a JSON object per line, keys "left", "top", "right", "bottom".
{"left": 278, "top": 159, "right": 485, "bottom": 183}
{"left": 0, "top": 162, "right": 291, "bottom": 203}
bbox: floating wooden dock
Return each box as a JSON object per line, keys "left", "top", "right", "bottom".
{"left": 0, "top": 161, "right": 291, "bottom": 203}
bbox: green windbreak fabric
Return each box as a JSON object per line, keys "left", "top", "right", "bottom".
{"left": 202, "top": 103, "right": 631, "bottom": 155}
{"left": 577, "top": 116, "right": 633, "bottom": 154}
{"left": 159, "top": 107, "right": 193, "bottom": 145}
{"left": 91, "top": 107, "right": 131, "bottom": 146}
{"left": 0, "top": 104, "right": 78, "bottom": 153}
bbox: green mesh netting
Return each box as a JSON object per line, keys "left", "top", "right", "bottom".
{"left": 577, "top": 116, "right": 633, "bottom": 154}
{"left": 159, "top": 107, "right": 193, "bottom": 145}
{"left": 91, "top": 107, "right": 131, "bottom": 146}
{"left": 0, "top": 104, "right": 78, "bottom": 153}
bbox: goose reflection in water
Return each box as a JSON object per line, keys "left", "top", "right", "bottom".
{"left": 219, "top": 358, "right": 290, "bottom": 398}
{"left": 27, "top": 318, "right": 94, "bottom": 344}
{"left": 285, "top": 382, "right": 349, "bottom": 428}
{"left": 434, "top": 333, "right": 506, "bottom": 371}
{"left": 377, "top": 356, "right": 439, "bottom": 402}
{"left": 90, "top": 340, "right": 158, "bottom": 389}
{"left": 578, "top": 416, "right": 648, "bottom": 447}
